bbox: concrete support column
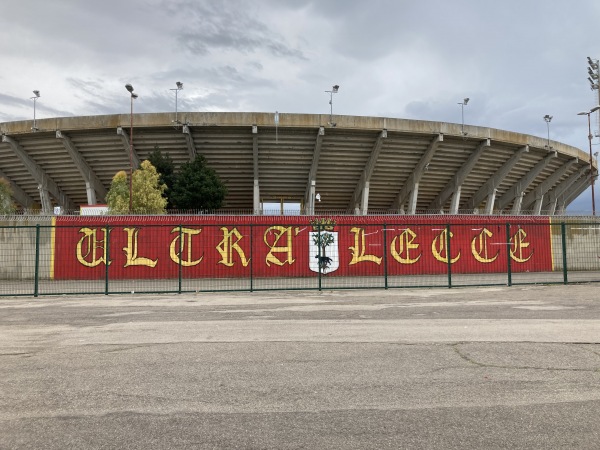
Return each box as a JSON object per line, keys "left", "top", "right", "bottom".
{"left": 510, "top": 193, "right": 524, "bottom": 215}
{"left": 408, "top": 182, "right": 419, "bottom": 214}
{"left": 85, "top": 181, "right": 97, "bottom": 205}
{"left": 38, "top": 186, "right": 52, "bottom": 214}
{"left": 484, "top": 189, "right": 497, "bottom": 215}
{"left": 360, "top": 181, "right": 370, "bottom": 215}
{"left": 450, "top": 186, "right": 462, "bottom": 214}
{"left": 308, "top": 180, "right": 316, "bottom": 215}
{"left": 533, "top": 195, "right": 544, "bottom": 215}
{"left": 253, "top": 179, "right": 261, "bottom": 215}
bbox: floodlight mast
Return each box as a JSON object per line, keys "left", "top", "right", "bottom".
{"left": 125, "top": 83, "right": 138, "bottom": 213}
{"left": 543, "top": 115, "right": 553, "bottom": 149}
{"left": 170, "top": 81, "right": 184, "bottom": 125}
{"left": 30, "top": 90, "right": 41, "bottom": 132}
{"left": 587, "top": 57, "right": 600, "bottom": 136}
{"left": 577, "top": 105, "right": 600, "bottom": 215}
{"left": 325, "top": 84, "right": 339, "bottom": 127}
{"left": 458, "top": 97, "right": 469, "bottom": 136}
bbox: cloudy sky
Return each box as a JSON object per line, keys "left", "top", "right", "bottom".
{"left": 2, "top": 0, "right": 600, "bottom": 212}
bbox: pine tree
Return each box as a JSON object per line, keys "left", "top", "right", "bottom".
{"left": 171, "top": 156, "right": 227, "bottom": 211}
{"left": 148, "top": 146, "right": 176, "bottom": 209}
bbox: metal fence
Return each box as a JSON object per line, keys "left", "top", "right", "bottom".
{"left": 1, "top": 220, "right": 599, "bottom": 297}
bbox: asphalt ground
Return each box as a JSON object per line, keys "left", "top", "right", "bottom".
{"left": 1, "top": 284, "right": 600, "bottom": 449}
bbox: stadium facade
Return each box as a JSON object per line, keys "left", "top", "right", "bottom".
{"left": 0, "top": 112, "right": 595, "bottom": 215}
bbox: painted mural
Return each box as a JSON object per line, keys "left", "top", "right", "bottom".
{"left": 52, "top": 216, "right": 553, "bottom": 280}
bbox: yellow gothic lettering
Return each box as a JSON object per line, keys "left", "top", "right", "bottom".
{"left": 264, "top": 226, "right": 297, "bottom": 267}
{"left": 432, "top": 228, "right": 461, "bottom": 264}
{"left": 76, "top": 227, "right": 111, "bottom": 267}
{"left": 123, "top": 227, "right": 158, "bottom": 268}
{"left": 170, "top": 227, "right": 204, "bottom": 266}
{"left": 216, "top": 227, "right": 249, "bottom": 267}
{"left": 471, "top": 228, "right": 499, "bottom": 263}
{"left": 390, "top": 228, "right": 421, "bottom": 264}
{"left": 348, "top": 227, "right": 382, "bottom": 265}
{"left": 510, "top": 228, "right": 533, "bottom": 263}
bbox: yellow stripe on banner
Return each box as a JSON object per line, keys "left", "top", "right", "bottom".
{"left": 549, "top": 216, "right": 555, "bottom": 272}
{"left": 50, "top": 216, "right": 56, "bottom": 280}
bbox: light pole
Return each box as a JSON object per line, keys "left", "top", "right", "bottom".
{"left": 325, "top": 84, "right": 339, "bottom": 127}
{"left": 31, "top": 90, "right": 40, "bottom": 131}
{"left": 125, "top": 83, "right": 138, "bottom": 213}
{"left": 543, "top": 115, "right": 553, "bottom": 149}
{"left": 170, "top": 81, "right": 183, "bottom": 125}
{"left": 588, "top": 57, "right": 600, "bottom": 130}
{"left": 458, "top": 97, "right": 469, "bottom": 136}
{"left": 577, "top": 105, "right": 600, "bottom": 215}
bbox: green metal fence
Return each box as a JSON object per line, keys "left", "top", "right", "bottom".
{"left": 1, "top": 221, "right": 599, "bottom": 297}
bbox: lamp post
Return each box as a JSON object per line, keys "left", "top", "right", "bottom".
{"left": 31, "top": 90, "right": 40, "bottom": 131}
{"left": 170, "top": 81, "right": 183, "bottom": 125}
{"left": 458, "top": 97, "right": 469, "bottom": 136}
{"left": 325, "top": 84, "right": 339, "bottom": 127}
{"left": 577, "top": 105, "right": 600, "bottom": 215}
{"left": 125, "top": 83, "right": 138, "bottom": 213}
{"left": 543, "top": 115, "right": 553, "bottom": 149}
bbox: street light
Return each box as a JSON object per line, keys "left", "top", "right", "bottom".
{"left": 577, "top": 105, "right": 600, "bottom": 215}
{"left": 325, "top": 84, "right": 339, "bottom": 127}
{"left": 170, "top": 81, "right": 183, "bottom": 125}
{"left": 125, "top": 83, "right": 138, "bottom": 213}
{"left": 458, "top": 97, "right": 469, "bottom": 136}
{"left": 543, "top": 115, "right": 553, "bottom": 149}
{"left": 30, "top": 90, "right": 40, "bottom": 131}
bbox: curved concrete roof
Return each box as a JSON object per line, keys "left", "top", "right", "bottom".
{"left": 0, "top": 112, "right": 594, "bottom": 215}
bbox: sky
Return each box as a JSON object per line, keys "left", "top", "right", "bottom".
{"left": 2, "top": 0, "right": 600, "bottom": 213}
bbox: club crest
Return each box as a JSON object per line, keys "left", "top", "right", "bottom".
{"left": 309, "top": 218, "right": 339, "bottom": 274}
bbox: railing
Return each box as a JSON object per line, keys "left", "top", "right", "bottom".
{"left": 1, "top": 219, "right": 599, "bottom": 297}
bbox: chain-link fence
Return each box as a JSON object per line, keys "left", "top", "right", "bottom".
{"left": 1, "top": 219, "right": 599, "bottom": 297}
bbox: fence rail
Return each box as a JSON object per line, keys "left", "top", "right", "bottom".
{"left": 1, "top": 220, "right": 599, "bottom": 297}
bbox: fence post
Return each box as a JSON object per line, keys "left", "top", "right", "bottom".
{"left": 178, "top": 224, "right": 183, "bottom": 294}
{"left": 34, "top": 224, "right": 40, "bottom": 297}
{"left": 561, "top": 222, "right": 568, "bottom": 285}
{"left": 318, "top": 224, "right": 322, "bottom": 292}
{"left": 383, "top": 223, "right": 388, "bottom": 289}
{"left": 446, "top": 224, "right": 452, "bottom": 288}
{"left": 104, "top": 225, "right": 110, "bottom": 295}
{"left": 506, "top": 223, "right": 512, "bottom": 287}
{"left": 250, "top": 224, "right": 254, "bottom": 292}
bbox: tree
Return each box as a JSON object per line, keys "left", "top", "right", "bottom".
{"left": 105, "top": 171, "right": 130, "bottom": 214}
{"left": 148, "top": 146, "right": 176, "bottom": 208}
{"left": 106, "top": 161, "right": 167, "bottom": 214}
{"left": 0, "top": 178, "right": 16, "bottom": 215}
{"left": 131, "top": 160, "right": 167, "bottom": 214}
{"left": 170, "top": 155, "right": 227, "bottom": 211}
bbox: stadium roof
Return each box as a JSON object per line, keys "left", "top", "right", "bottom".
{"left": 0, "top": 112, "right": 594, "bottom": 215}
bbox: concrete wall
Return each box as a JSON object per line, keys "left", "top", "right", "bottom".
{"left": 0, "top": 218, "right": 53, "bottom": 280}
{"left": 551, "top": 218, "right": 600, "bottom": 271}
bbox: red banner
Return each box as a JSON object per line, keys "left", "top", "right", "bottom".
{"left": 52, "top": 216, "right": 552, "bottom": 280}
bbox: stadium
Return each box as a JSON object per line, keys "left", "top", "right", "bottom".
{"left": 0, "top": 111, "right": 595, "bottom": 216}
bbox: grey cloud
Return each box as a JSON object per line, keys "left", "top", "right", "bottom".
{"left": 166, "top": 0, "right": 306, "bottom": 59}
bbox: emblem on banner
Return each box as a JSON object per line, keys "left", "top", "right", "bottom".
{"left": 309, "top": 218, "right": 339, "bottom": 274}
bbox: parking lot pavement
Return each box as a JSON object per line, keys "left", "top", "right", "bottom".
{"left": 1, "top": 284, "right": 600, "bottom": 449}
